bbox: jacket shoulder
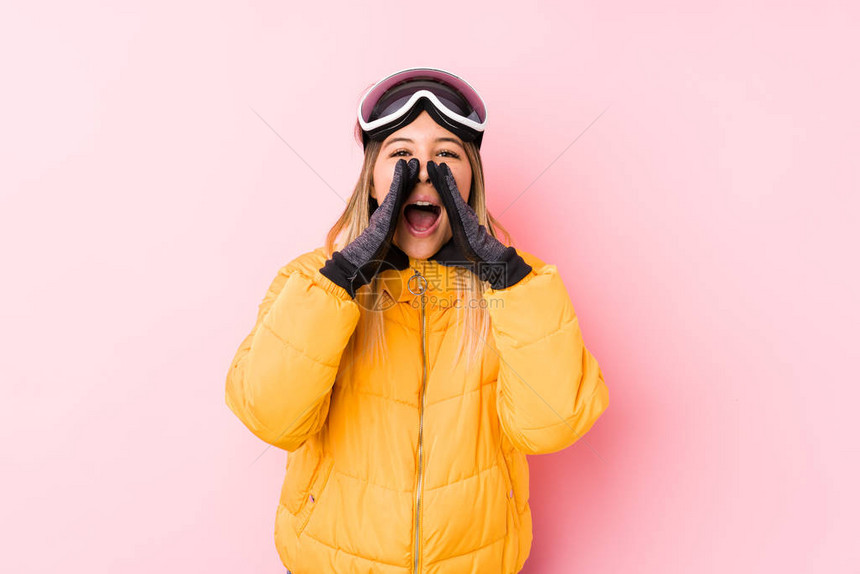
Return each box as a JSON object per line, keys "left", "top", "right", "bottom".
{"left": 277, "top": 245, "right": 331, "bottom": 278}
{"left": 515, "top": 247, "right": 548, "bottom": 271}
{"left": 258, "top": 246, "right": 330, "bottom": 305}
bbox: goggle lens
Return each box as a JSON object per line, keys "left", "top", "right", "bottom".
{"left": 368, "top": 79, "right": 482, "bottom": 124}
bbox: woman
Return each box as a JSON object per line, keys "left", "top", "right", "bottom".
{"left": 225, "top": 67, "right": 609, "bottom": 574}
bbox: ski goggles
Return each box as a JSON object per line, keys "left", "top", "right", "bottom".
{"left": 358, "top": 67, "right": 488, "bottom": 150}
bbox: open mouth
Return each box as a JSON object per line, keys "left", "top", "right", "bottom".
{"left": 403, "top": 201, "right": 442, "bottom": 235}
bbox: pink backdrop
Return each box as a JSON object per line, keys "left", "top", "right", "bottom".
{"left": 2, "top": 1, "right": 857, "bottom": 572}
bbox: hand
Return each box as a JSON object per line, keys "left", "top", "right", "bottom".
{"left": 319, "top": 158, "right": 419, "bottom": 297}
{"left": 426, "top": 161, "right": 532, "bottom": 290}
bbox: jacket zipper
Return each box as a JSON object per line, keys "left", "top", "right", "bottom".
{"left": 408, "top": 266, "right": 428, "bottom": 574}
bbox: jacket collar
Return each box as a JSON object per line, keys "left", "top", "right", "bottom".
{"left": 377, "top": 257, "right": 470, "bottom": 304}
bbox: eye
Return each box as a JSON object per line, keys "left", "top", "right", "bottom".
{"left": 390, "top": 148, "right": 460, "bottom": 159}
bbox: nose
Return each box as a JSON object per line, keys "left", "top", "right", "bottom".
{"left": 415, "top": 157, "right": 445, "bottom": 187}
{"left": 415, "top": 158, "right": 430, "bottom": 185}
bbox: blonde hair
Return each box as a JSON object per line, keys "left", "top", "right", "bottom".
{"left": 323, "top": 120, "right": 515, "bottom": 373}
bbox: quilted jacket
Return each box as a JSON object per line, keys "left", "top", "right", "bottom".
{"left": 225, "top": 245, "right": 609, "bottom": 573}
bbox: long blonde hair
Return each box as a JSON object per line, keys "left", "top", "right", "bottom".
{"left": 323, "top": 120, "right": 515, "bottom": 373}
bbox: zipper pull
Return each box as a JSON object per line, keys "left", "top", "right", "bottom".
{"left": 407, "top": 268, "right": 427, "bottom": 296}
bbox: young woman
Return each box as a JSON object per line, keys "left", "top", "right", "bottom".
{"left": 225, "top": 67, "right": 609, "bottom": 574}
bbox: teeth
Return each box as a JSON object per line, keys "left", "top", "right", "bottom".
{"left": 414, "top": 201, "right": 433, "bottom": 206}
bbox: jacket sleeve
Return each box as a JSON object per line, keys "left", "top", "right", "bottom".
{"left": 484, "top": 252, "right": 609, "bottom": 455}
{"left": 225, "top": 249, "right": 360, "bottom": 452}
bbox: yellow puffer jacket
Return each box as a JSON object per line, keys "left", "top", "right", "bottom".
{"left": 225, "top": 246, "right": 609, "bottom": 574}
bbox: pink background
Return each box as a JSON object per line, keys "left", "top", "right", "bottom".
{"left": 2, "top": 1, "right": 857, "bottom": 572}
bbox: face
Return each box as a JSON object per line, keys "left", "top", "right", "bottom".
{"left": 371, "top": 110, "right": 473, "bottom": 260}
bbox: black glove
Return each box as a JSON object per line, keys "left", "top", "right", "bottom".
{"left": 319, "top": 158, "right": 419, "bottom": 297}
{"left": 426, "top": 161, "right": 532, "bottom": 290}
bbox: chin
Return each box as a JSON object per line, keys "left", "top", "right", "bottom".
{"left": 400, "top": 240, "right": 441, "bottom": 261}
{"left": 394, "top": 231, "right": 444, "bottom": 261}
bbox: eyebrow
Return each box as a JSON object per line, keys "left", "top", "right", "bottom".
{"left": 383, "top": 137, "right": 464, "bottom": 149}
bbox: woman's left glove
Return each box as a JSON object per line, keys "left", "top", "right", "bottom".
{"left": 426, "top": 161, "right": 533, "bottom": 290}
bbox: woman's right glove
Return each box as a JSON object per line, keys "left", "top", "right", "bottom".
{"left": 319, "top": 158, "right": 420, "bottom": 298}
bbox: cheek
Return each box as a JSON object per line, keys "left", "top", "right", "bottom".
{"left": 372, "top": 171, "right": 391, "bottom": 200}
{"left": 455, "top": 172, "right": 472, "bottom": 202}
